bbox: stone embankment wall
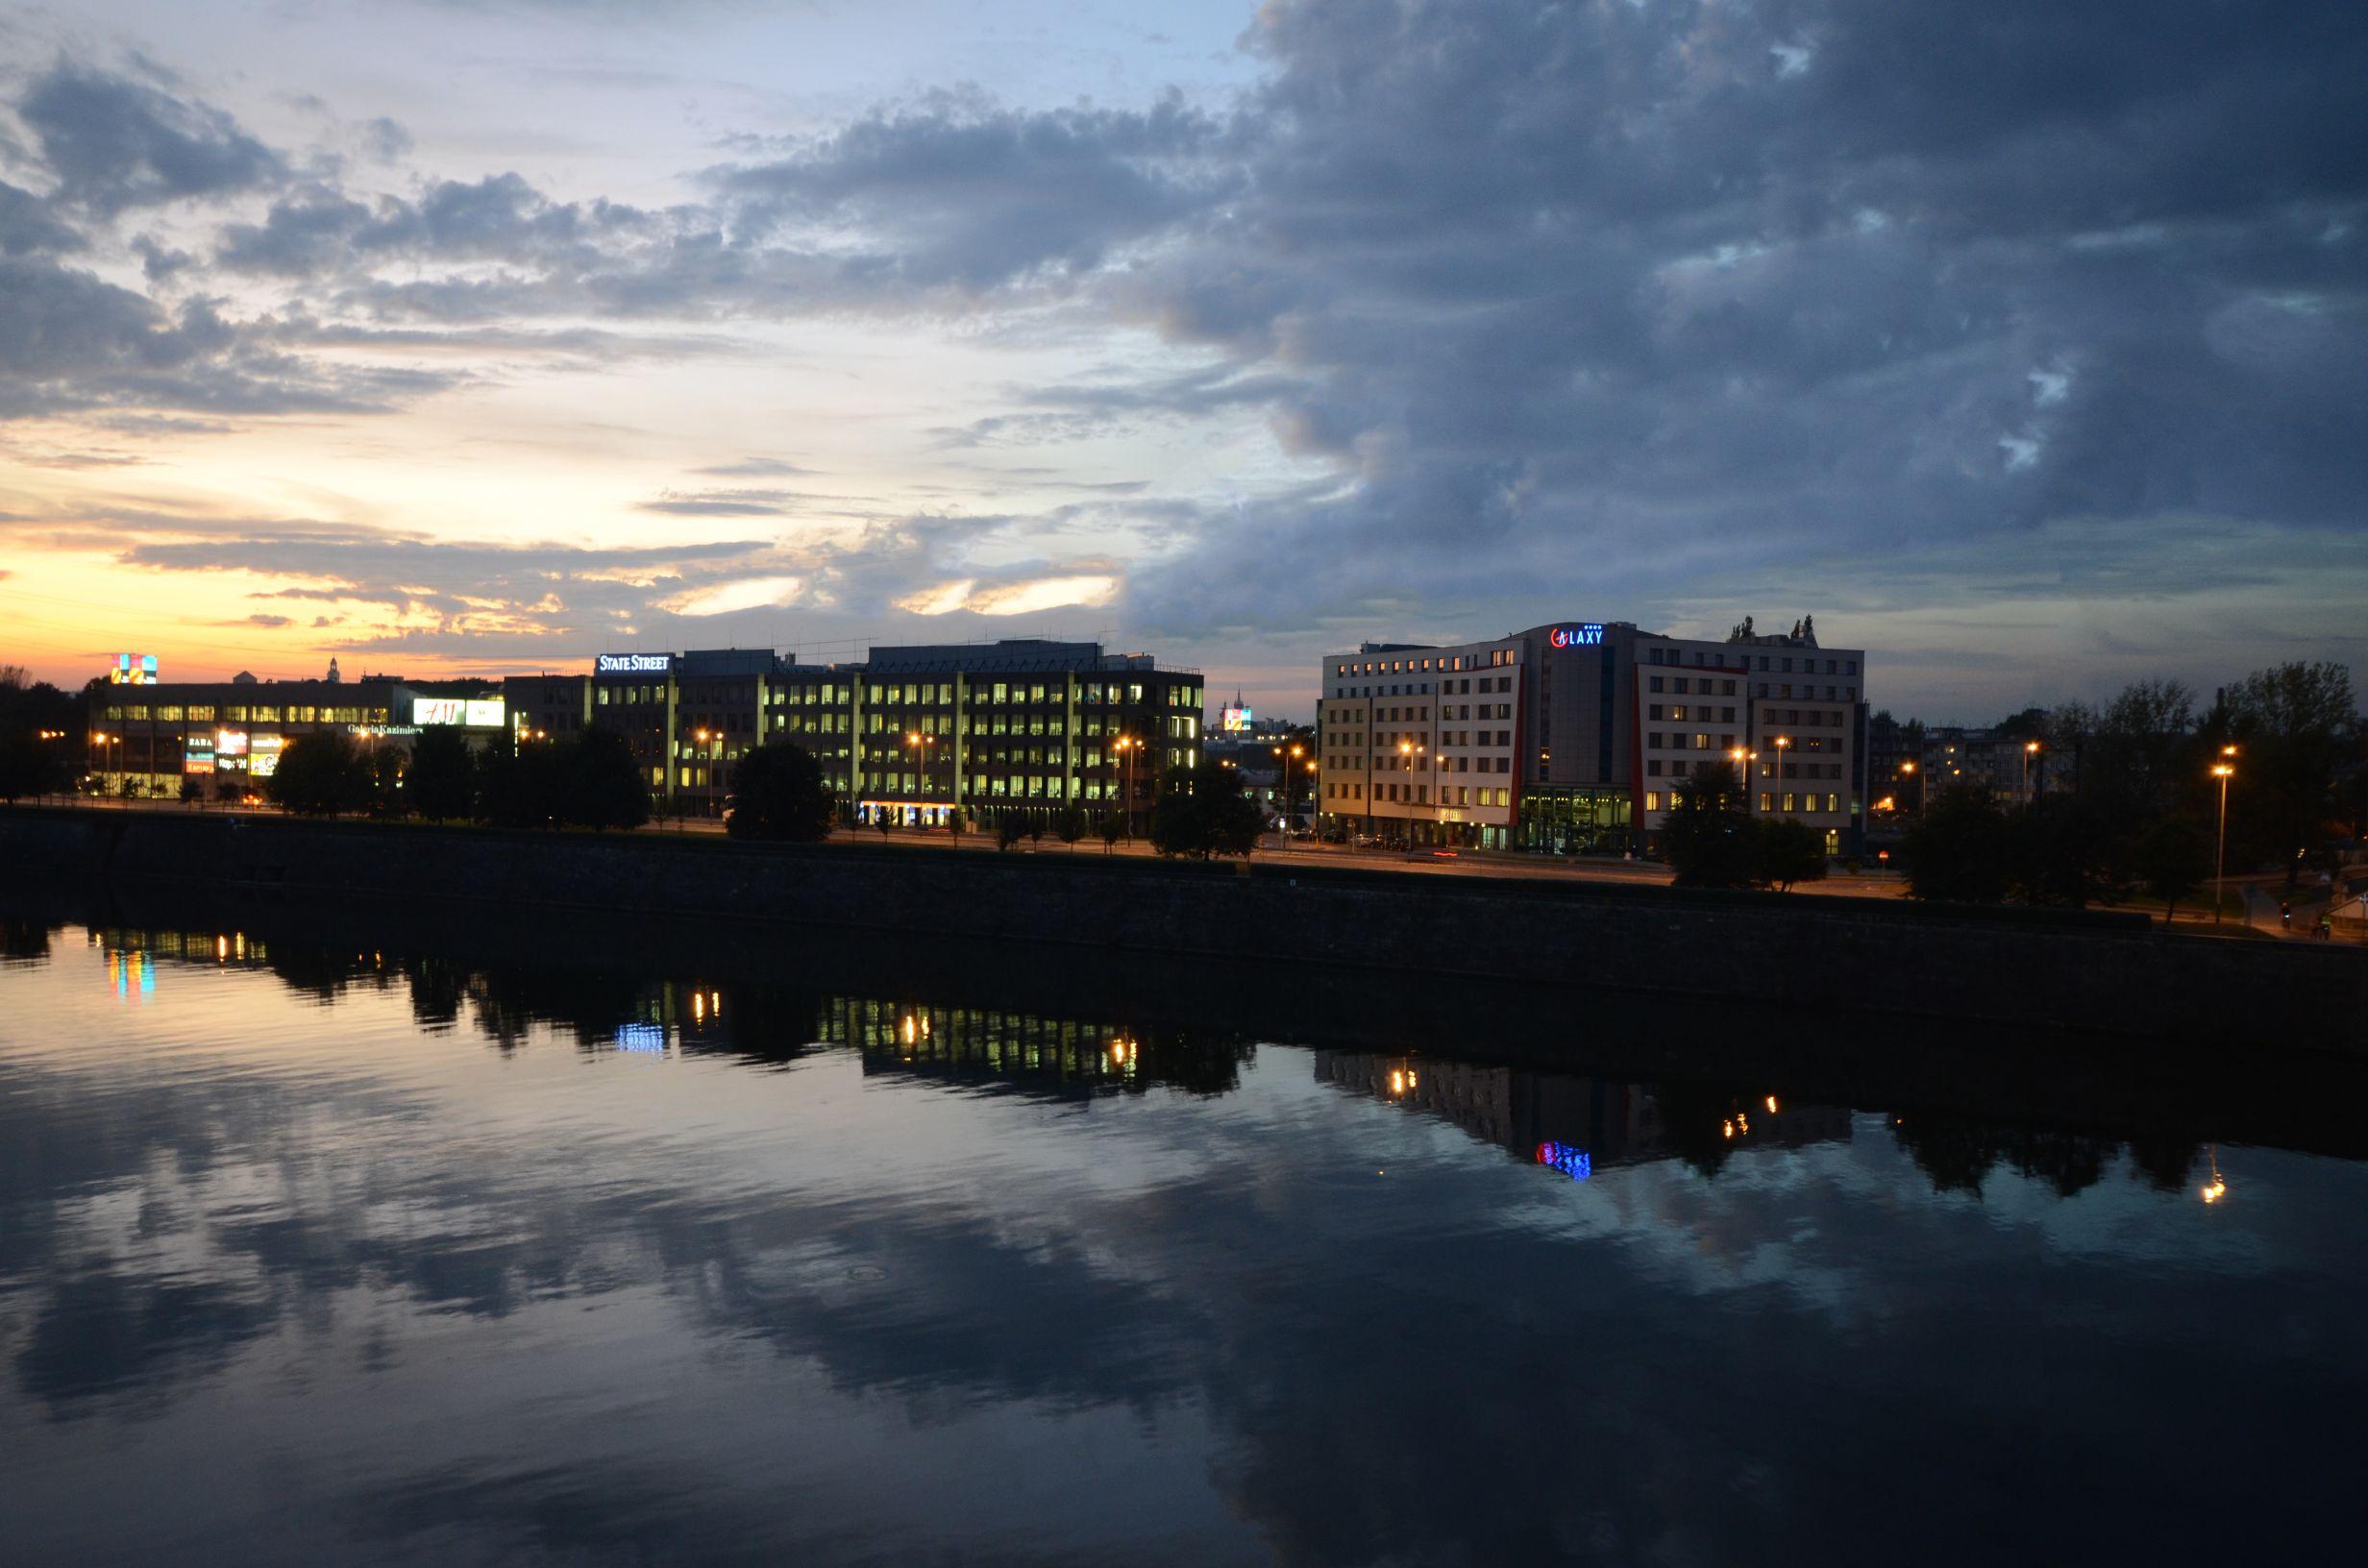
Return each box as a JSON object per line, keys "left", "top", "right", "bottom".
{"left": 4, "top": 808, "right": 2357, "bottom": 1044}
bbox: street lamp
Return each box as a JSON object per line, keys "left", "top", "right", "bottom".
{"left": 1398, "top": 739, "right": 1425, "bottom": 845}
{"left": 2022, "top": 739, "right": 2042, "bottom": 802}
{"left": 1729, "top": 747, "right": 1753, "bottom": 813}
{"left": 1113, "top": 734, "right": 1140, "bottom": 841}
{"left": 904, "top": 730, "right": 935, "bottom": 826}
{"left": 2211, "top": 746, "right": 2237, "bottom": 926}
{"left": 1271, "top": 742, "right": 1306, "bottom": 844}
{"left": 1770, "top": 736, "right": 1791, "bottom": 816}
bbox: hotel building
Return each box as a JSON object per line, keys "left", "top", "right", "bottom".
{"left": 1317, "top": 619, "right": 1868, "bottom": 854}
{"left": 506, "top": 638, "right": 1203, "bottom": 822}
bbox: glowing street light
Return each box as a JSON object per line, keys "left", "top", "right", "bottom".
{"left": 1770, "top": 735, "right": 1791, "bottom": 815}
{"left": 2212, "top": 746, "right": 2237, "bottom": 925}
{"left": 1112, "top": 734, "right": 1141, "bottom": 840}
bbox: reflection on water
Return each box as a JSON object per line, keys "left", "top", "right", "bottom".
{"left": 3, "top": 911, "right": 2364, "bottom": 1566}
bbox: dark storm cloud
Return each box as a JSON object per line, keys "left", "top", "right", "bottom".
{"left": 714, "top": 88, "right": 1232, "bottom": 292}
{"left": 0, "top": 180, "right": 82, "bottom": 255}
{"left": 15, "top": 59, "right": 284, "bottom": 214}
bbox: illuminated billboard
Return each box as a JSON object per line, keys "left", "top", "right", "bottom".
{"left": 249, "top": 733, "right": 284, "bottom": 778}
{"left": 414, "top": 697, "right": 508, "bottom": 727}
{"left": 214, "top": 729, "right": 249, "bottom": 758}
{"left": 109, "top": 653, "right": 160, "bottom": 685}
{"left": 1221, "top": 704, "right": 1254, "bottom": 733}
{"left": 1546, "top": 625, "right": 1604, "bottom": 649}
{"left": 596, "top": 653, "right": 672, "bottom": 675}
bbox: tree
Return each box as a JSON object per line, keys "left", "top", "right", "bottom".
{"left": 1902, "top": 787, "right": 2012, "bottom": 903}
{"left": 267, "top": 732, "right": 374, "bottom": 817}
{"left": 1659, "top": 763, "right": 1756, "bottom": 888}
{"left": 2225, "top": 661, "right": 2357, "bottom": 894}
{"left": 1054, "top": 803, "right": 1088, "bottom": 849}
{"left": 2007, "top": 793, "right": 2116, "bottom": 908}
{"left": 2134, "top": 815, "right": 2208, "bottom": 923}
{"left": 726, "top": 741, "right": 835, "bottom": 842}
{"left": 1752, "top": 817, "right": 1829, "bottom": 892}
{"left": 179, "top": 773, "right": 203, "bottom": 806}
{"left": 366, "top": 747, "right": 406, "bottom": 816}
{"left": 0, "top": 668, "right": 76, "bottom": 803}
{"left": 556, "top": 726, "right": 651, "bottom": 830}
{"left": 1149, "top": 764, "right": 1263, "bottom": 858}
{"left": 997, "top": 810, "right": 1025, "bottom": 851}
{"left": 407, "top": 726, "right": 478, "bottom": 822}
{"left": 1098, "top": 808, "right": 1124, "bottom": 853}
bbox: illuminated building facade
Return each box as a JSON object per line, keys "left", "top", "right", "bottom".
{"left": 506, "top": 638, "right": 1204, "bottom": 822}
{"left": 86, "top": 674, "right": 506, "bottom": 796}
{"left": 1317, "top": 619, "right": 1870, "bottom": 854}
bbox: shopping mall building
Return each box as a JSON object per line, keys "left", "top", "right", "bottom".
{"left": 86, "top": 664, "right": 507, "bottom": 796}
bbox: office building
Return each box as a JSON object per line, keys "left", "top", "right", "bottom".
{"left": 1317, "top": 618, "right": 1868, "bottom": 853}
{"left": 506, "top": 638, "right": 1203, "bottom": 821}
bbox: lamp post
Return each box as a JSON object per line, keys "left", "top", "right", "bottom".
{"left": 904, "top": 730, "right": 935, "bottom": 827}
{"left": 1271, "top": 742, "right": 1305, "bottom": 845}
{"left": 2212, "top": 747, "right": 2237, "bottom": 926}
{"left": 1397, "top": 739, "right": 1425, "bottom": 846}
{"left": 1730, "top": 747, "right": 1753, "bottom": 814}
{"left": 1770, "top": 736, "right": 1791, "bottom": 817}
{"left": 1898, "top": 758, "right": 1917, "bottom": 816}
{"left": 2022, "top": 739, "right": 2041, "bottom": 804}
{"left": 1113, "top": 734, "right": 1139, "bottom": 841}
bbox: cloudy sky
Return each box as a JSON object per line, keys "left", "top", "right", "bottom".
{"left": 2, "top": 0, "right": 2361, "bottom": 719}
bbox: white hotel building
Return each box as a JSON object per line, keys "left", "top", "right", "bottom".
{"left": 1317, "top": 620, "right": 1869, "bottom": 854}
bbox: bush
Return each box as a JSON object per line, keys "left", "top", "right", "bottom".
{"left": 727, "top": 741, "right": 835, "bottom": 842}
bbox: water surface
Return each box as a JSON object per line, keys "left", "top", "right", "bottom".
{"left": 2, "top": 914, "right": 2360, "bottom": 1566}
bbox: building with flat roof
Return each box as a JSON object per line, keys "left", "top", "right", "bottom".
{"left": 1318, "top": 618, "right": 1869, "bottom": 853}
{"left": 86, "top": 671, "right": 506, "bottom": 797}
{"left": 506, "top": 638, "right": 1203, "bottom": 822}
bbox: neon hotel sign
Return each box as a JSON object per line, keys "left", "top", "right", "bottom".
{"left": 1547, "top": 624, "right": 1605, "bottom": 649}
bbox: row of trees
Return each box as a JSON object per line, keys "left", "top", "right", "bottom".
{"left": 1897, "top": 661, "right": 2360, "bottom": 907}
{"left": 265, "top": 727, "right": 652, "bottom": 830}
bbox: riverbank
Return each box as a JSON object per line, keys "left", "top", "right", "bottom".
{"left": 4, "top": 804, "right": 2358, "bottom": 1046}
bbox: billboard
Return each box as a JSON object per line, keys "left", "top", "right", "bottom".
{"left": 1220, "top": 704, "right": 1254, "bottom": 733}
{"left": 596, "top": 653, "right": 672, "bottom": 675}
{"left": 414, "top": 698, "right": 508, "bottom": 727}
{"left": 214, "top": 729, "right": 249, "bottom": 758}
{"left": 1546, "top": 624, "right": 1605, "bottom": 649}
{"left": 249, "top": 733, "right": 284, "bottom": 778}
{"left": 109, "top": 653, "right": 160, "bottom": 685}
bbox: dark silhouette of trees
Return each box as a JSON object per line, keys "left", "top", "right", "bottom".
{"left": 2134, "top": 815, "right": 2208, "bottom": 921}
{"left": 0, "top": 668, "right": 76, "bottom": 802}
{"left": 1902, "top": 787, "right": 2013, "bottom": 903}
{"left": 1149, "top": 764, "right": 1262, "bottom": 858}
{"left": 2225, "top": 661, "right": 2357, "bottom": 894}
{"left": 267, "top": 732, "right": 374, "bottom": 816}
{"left": 1661, "top": 763, "right": 1756, "bottom": 887}
{"left": 407, "top": 727, "right": 478, "bottom": 821}
{"left": 478, "top": 727, "right": 649, "bottom": 830}
{"left": 726, "top": 741, "right": 834, "bottom": 842}
{"left": 1752, "top": 817, "right": 1829, "bottom": 891}
{"left": 1054, "top": 803, "right": 1087, "bottom": 849}
{"left": 1661, "top": 765, "right": 1827, "bottom": 890}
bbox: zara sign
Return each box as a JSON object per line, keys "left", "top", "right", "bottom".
{"left": 1547, "top": 624, "right": 1605, "bottom": 649}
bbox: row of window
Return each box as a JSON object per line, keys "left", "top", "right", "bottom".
{"left": 102, "top": 704, "right": 389, "bottom": 724}
{"left": 1646, "top": 649, "right": 1861, "bottom": 676}
{"left": 1333, "top": 650, "right": 1517, "bottom": 676}
{"left": 1645, "top": 705, "right": 1739, "bottom": 723}
{"left": 1640, "top": 791, "right": 1849, "bottom": 815}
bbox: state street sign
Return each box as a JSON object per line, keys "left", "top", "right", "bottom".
{"left": 596, "top": 653, "right": 673, "bottom": 675}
